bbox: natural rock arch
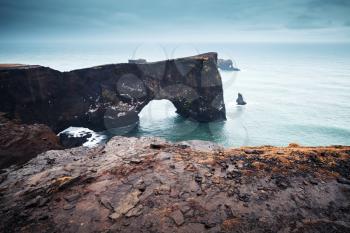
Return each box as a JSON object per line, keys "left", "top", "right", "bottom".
{"left": 102, "top": 53, "right": 227, "bottom": 131}
{"left": 0, "top": 53, "right": 226, "bottom": 132}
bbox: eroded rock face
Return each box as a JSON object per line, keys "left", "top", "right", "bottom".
{"left": 0, "top": 53, "right": 226, "bottom": 133}
{"left": 0, "top": 113, "right": 62, "bottom": 168}
{"left": 0, "top": 137, "right": 349, "bottom": 232}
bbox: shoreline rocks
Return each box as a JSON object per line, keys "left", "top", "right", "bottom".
{"left": 58, "top": 126, "right": 107, "bottom": 148}
{"left": 59, "top": 129, "right": 92, "bottom": 148}
{"left": 0, "top": 136, "right": 349, "bottom": 232}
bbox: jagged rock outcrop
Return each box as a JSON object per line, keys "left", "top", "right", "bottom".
{"left": 0, "top": 137, "right": 349, "bottom": 232}
{"left": 217, "top": 59, "right": 240, "bottom": 71}
{"left": 0, "top": 53, "right": 226, "bottom": 133}
{"left": 0, "top": 113, "right": 62, "bottom": 169}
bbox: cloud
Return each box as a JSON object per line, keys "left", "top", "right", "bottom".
{"left": 0, "top": 0, "right": 350, "bottom": 42}
{"left": 308, "top": 0, "right": 350, "bottom": 7}
{"left": 286, "top": 15, "right": 333, "bottom": 29}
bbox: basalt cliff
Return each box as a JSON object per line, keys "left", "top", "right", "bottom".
{"left": 0, "top": 53, "right": 226, "bottom": 133}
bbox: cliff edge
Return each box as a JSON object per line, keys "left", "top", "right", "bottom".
{"left": 0, "top": 137, "right": 349, "bottom": 232}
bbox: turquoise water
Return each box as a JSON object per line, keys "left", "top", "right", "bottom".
{"left": 1, "top": 42, "right": 350, "bottom": 146}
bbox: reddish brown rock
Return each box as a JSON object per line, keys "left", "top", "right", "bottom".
{"left": 0, "top": 113, "right": 62, "bottom": 168}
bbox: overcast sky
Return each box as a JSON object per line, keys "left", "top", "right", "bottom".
{"left": 1, "top": 0, "right": 350, "bottom": 42}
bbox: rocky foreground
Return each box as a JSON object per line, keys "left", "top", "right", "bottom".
{"left": 0, "top": 137, "right": 350, "bottom": 233}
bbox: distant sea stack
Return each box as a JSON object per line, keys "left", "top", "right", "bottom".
{"left": 236, "top": 93, "right": 247, "bottom": 105}
{"left": 217, "top": 59, "right": 240, "bottom": 71}
{"left": 0, "top": 53, "right": 226, "bottom": 132}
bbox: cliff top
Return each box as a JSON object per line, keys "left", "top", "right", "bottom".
{"left": 0, "top": 64, "right": 41, "bottom": 70}
{"left": 0, "top": 136, "right": 349, "bottom": 232}
{"left": 0, "top": 53, "right": 218, "bottom": 72}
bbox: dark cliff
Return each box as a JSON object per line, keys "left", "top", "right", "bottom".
{"left": 0, "top": 53, "right": 226, "bottom": 132}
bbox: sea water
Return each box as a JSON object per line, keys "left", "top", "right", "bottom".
{"left": 1, "top": 42, "right": 349, "bottom": 146}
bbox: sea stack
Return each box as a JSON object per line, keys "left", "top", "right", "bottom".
{"left": 217, "top": 59, "right": 240, "bottom": 71}
{"left": 236, "top": 93, "right": 247, "bottom": 105}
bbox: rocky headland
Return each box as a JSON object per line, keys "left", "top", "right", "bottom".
{"left": 0, "top": 136, "right": 349, "bottom": 233}
{"left": 0, "top": 53, "right": 227, "bottom": 169}
{"left": 0, "top": 53, "right": 226, "bottom": 133}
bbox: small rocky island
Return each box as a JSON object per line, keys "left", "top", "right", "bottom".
{"left": 236, "top": 93, "right": 247, "bottom": 105}
{"left": 217, "top": 59, "right": 240, "bottom": 71}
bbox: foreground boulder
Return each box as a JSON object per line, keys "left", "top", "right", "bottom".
{"left": 0, "top": 53, "right": 226, "bottom": 133}
{"left": 0, "top": 137, "right": 349, "bottom": 232}
{"left": 0, "top": 113, "right": 62, "bottom": 169}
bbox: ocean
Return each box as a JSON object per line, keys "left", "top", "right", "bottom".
{"left": 1, "top": 42, "right": 350, "bottom": 147}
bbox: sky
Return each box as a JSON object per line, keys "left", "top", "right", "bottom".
{"left": 1, "top": 0, "right": 350, "bottom": 43}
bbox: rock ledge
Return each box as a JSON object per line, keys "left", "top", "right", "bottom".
{"left": 0, "top": 137, "right": 349, "bottom": 232}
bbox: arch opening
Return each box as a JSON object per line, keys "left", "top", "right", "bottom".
{"left": 138, "top": 99, "right": 177, "bottom": 130}
{"left": 136, "top": 99, "right": 204, "bottom": 139}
